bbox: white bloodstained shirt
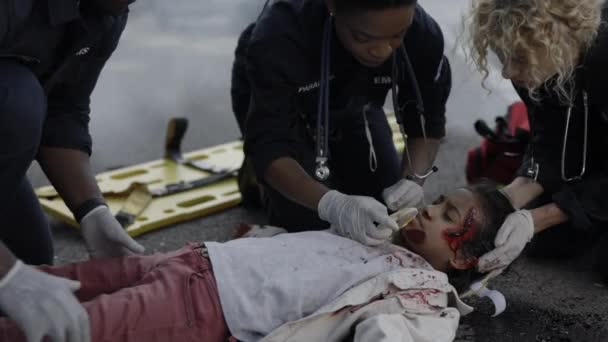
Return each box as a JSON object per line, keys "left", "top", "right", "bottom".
{"left": 206, "top": 230, "right": 468, "bottom": 342}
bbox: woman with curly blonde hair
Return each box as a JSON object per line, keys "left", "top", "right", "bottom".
{"left": 466, "top": 0, "right": 608, "bottom": 283}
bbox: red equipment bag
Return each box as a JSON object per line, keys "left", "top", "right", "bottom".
{"left": 466, "top": 102, "right": 531, "bottom": 185}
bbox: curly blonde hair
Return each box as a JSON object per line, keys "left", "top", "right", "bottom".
{"left": 467, "top": 0, "right": 603, "bottom": 103}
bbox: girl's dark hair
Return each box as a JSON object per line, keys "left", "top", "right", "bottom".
{"left": 447, "top": 180, "right": 515, "bottom": 293}
{"left": 333, "top": 0, "right": 417, "bottom": 13}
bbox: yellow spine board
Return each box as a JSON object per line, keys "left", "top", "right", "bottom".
{"left": 36, "top": 112, "right": 404, "bottom": 237}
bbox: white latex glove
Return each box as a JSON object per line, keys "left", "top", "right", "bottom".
{"left": 318, "top": 190, "right": 398, "bottom": 246}
{"left": 382, "top": 179, "right": 425, "bottom": 211}
{"left": 0, "top": 261, "right": 90, "bottom": 342}
{"left": 477, "top": 210, "right": 535, "bottom": 272}
{"left": 80, "top": 205, "right": 145, "bottom": 258}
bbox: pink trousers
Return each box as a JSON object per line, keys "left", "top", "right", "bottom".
{"left": 0, "top": 243, "right": 229, "bottom": 342}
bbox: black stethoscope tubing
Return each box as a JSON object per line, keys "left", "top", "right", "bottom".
{"left": 525, "top": 90, "right": 589, "bottom": 183}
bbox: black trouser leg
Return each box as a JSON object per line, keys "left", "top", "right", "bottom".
{"left": 0, "top": 178, "right": 53, "bottom": 265}
{"left": 0, "top": 59, "right": 52, "bottom": 265}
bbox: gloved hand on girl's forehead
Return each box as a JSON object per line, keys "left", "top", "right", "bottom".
{"left": 477, "top": 209, "right": 535, "bottom": 273}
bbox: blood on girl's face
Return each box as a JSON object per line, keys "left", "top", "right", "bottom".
{"left": 397, "top": 188, "right": 482, "bottom": 272}
{"left": 443, "top": 208, "right": 479, "bottom": 255}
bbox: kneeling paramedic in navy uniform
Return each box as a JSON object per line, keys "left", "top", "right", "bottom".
{"left": 232, "top": 0, "right": 451, "bottom": 243}
{"left": 0, "top": 1, "right": 144, "bottom": 341}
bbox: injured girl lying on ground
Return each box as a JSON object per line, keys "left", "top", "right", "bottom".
{"left": 0, "top": 183, "right": 514, "bottom": 342}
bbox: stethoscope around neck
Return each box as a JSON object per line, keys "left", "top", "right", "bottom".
{"left": 525, "top": 90, "right": 589, "bottom": 183}
{"left": 314, "top": 15, "right": 438, "bottom": 181}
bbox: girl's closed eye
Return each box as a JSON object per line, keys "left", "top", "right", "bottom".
{"left": 443, "top": 211, "right": 454, "bottom": 223}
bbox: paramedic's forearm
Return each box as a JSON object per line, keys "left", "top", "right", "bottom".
{"left": 530, "top": 203, "right": 568, "bottom": 233}
{"left": 264, "top": 157, "right": 330, "bottom": 210}
{"left": 503, "top": 177, "right": 544, "bottom": 209}
{"left": 38, "top": 147, "right": 104, "bottom": 212}
{"left": 0, "top": 242, "right": 17, "bottom": 279}
{"left": 402, "top": 138, "right": 440, "bottom": 185}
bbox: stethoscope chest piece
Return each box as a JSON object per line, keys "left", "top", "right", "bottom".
{"left": 315, "top": 158, "right": 331, "bottom": 181}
